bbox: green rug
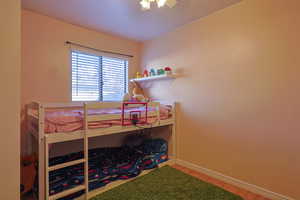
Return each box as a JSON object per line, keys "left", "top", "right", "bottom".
{"left": 92, "top": 166, "right": 243, "bottom": 200}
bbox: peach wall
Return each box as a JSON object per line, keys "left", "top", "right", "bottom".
{"left": 0, "top": 0, "right": 21, "bottom": 199}
{"left": 22, "top": 9, "right": 141, "bottom": 105}
{"left": 21, "top": 10, "right": 141, "bottom": 154}
{"left": 142, "top": 0, "right": 300, "bottom": 199}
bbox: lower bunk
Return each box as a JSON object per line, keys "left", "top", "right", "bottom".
{"left": 47, "top": 138, "right": 170, "bottom": 200}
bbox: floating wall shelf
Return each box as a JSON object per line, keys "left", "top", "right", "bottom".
{"left": 130, "top": 74, "right": 177, "bottom": 83}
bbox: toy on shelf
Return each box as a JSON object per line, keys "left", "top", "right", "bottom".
{"left": 135, "top": 72, "right": 142, "bottom": 79}
{"left": 157, "top": 68, "right": 165, "bottom": 75}
{"left": 137, "top": 67, "right": 173, "bottom": 78}
{"left": 164, "top": 67, "right": 172, "bottom": 75}
{"left": 150, "top": 68, "right": 156, "bottom": 76}
{"left": 143, "top": 69, "right": 149, "bottom": 77}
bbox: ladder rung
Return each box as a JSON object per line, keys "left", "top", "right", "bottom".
{"left": 48, "top": 159, "right": 85, "bottom": 171}
{"left": 49, "top": 185, "right": 86, "bottom": 200}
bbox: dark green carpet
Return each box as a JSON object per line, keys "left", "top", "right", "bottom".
{"left": 91, "top": 166, "right": 243, "bottom": 200}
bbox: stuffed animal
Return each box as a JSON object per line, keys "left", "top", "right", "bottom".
{"left": 122, "top": 93, "right": 131, "bottom": 102}
{"left": 130, "top": 81, "right": 148, "bottom": 102}
{"left": 21, "top": 155, "right": 37, "bottom": 195}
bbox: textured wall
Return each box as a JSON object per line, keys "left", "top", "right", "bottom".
{"left": 0, "top": 0, "right": 21, "bottom": 199}
{"left": 142, "top": 0, "right": 300, "bottom": 198}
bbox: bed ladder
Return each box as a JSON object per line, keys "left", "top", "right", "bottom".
{"left": 44, "top": 133, "right": 89, "bottom": 200}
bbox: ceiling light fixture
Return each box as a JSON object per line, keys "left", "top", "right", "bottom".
{"left": 157, "top": 0, "right": 167, "bottom": 7}
{"left": 140, "top": 0, "right": 177, "bottom": 10}
{"left": 140, "top": 0, "right": 151, "bottom": 10}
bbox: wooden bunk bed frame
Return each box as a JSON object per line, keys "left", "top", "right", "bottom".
{"left": 27, "top": 101, "right": 177, "bottom": 200}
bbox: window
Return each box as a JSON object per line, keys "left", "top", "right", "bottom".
{"left": 72, "top": 51, "right": 128, "bottom": 101}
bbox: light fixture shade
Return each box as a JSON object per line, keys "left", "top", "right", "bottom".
{"left": 140, "top": 0, "right": 177, "bottom": 10}
{"left": 156, "top": 0, "right": 167, "bottom": 8}
{"left": 140, "top": 0, "right": 151, "bottom": 10}
{"left": 166, "top": 0, "right": 177, "bottom": 8}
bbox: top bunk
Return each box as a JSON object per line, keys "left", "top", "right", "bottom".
{"left": 27, "top": 101, "right": 176, "bottom": 144}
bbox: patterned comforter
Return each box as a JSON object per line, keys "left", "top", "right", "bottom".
{"left": 47, "top": 139, "right": 168, "bottom": 200}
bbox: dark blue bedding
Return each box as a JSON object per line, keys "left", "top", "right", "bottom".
{"left": 47, "top": 139, "right": 168, "bottom": 200}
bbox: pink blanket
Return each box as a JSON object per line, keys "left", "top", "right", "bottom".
{"left": 34, "top": 105, "right": 172, "bottom": 134}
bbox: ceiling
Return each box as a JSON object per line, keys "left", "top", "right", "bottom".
{"left": 22, "top": 0, "right": 241, "bottom": 41}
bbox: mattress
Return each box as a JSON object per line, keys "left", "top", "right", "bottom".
{"left": 31, "top": 104, "right": 172, "bottom": 134}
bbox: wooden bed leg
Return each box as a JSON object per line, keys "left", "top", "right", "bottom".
{"left": 172, "top": 103, "right": 177, "bottom": 160}
{"left": 38, "top": 103, "right": 45, "bottom": 200}
{"left": 84, "top": 135, "right": 89, "bottom": 200}
{"left": 45, "top": 137, "right": 49, "bottom": 200}
{"left": 84, "top": 103, "right": 89, "bottom": 200}
{"left": 38, "top": 138, "right": 45, "bottom": 200}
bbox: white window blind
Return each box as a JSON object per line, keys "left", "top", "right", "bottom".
{"left": 72, "top": 51, "right": 128, "bottom": 101}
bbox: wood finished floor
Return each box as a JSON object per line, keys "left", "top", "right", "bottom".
{"left": 172, "top": 164, "right": 271, "bottom": 200}
{"left": 22, "top": 164, "right": 272, "bottom": 200}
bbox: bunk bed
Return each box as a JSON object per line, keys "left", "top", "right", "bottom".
{"left": 26, "top": 101, "right": 177, "bottom": 200}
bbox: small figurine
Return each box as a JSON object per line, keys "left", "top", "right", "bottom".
{"left": 143, "top": 69, "right": 149, "bottom": 77}
{"left": 157, "top": 68, "right": 165, "bottom": 75}
{"left": 164, "top": 67, "right": 172, "bottom": 75}
{"left": 135, "top": 72, "right": 142, "bottom": 79}
{"left": 150, "top": 68, "right": 156, "bottom": 76}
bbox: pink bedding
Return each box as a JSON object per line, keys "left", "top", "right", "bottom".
{"left": 32, "top": 105, "right": 172, "bottom": 134}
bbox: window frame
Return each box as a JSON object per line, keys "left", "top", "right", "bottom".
{"left": 70, "top": 49, "right": 129, "bottom": 102}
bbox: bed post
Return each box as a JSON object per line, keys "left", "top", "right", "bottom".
{"left": 38, "top": 103, "right": 45, "bottom": 200}
{"left": 156, "top": 102, "right": 160, "bottom": 126}
{"left": 45, "top": 136, "right": 49, "bottom": 200}
{"left": 83, "top": 103, "right": 89, "bottom": 200}
{"left": 172, "top": 102, "right": 177, "bottom": 160}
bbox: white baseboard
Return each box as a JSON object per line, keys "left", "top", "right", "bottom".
{"left": 175, "top": 159, "right": 294, "bottom": 200}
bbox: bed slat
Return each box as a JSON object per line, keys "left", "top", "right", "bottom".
{"left": 49, "top": 185, "right": 86, "bottom": 200}
{"left": 48, "top": 159, "right": 86, "bottom": 171}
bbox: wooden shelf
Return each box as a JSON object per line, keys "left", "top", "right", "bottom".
{"left": 130, "top": 74, "right": 177, "bottom": 83}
